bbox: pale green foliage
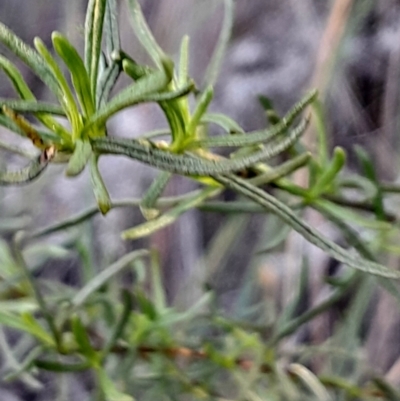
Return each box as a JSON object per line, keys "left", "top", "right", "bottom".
{"left": 0, "top": 0, "right": 399, "bottom": 400}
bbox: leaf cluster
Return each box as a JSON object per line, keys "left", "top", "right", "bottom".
{"left": 0, "top": 0, "right": 400, "bottom": 400}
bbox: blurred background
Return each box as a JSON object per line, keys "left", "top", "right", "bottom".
{"left": 1, "top": 0, "right": 400, "bottom": 399}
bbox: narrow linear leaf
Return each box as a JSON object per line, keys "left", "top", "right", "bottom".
{"left": 34, "top": 37, "right": 81, "bottom": 132}
{"left": 84, "top": 0, "right": 107, "bottom": 99}
{"left": 89, "top": 154, "right": 111, "bottom": 215}
{"left": 199, "top": 200, "right": 265, "bottom": 214}
{"left": 201, "top": 112, "right": 244, "bottom": 134}
{"left": 0, "top": 151, "right": 50, "bottom": 185}
{"left": 288, "top": 363, "right": 332, "bottom": 401}
{"left": 314, "top": 199, "right": 391, "bottom": 231}
{"left": 312, "top": 98, "right": 329, "bottom": 168}
{"left": 249, "top": 152, "right": 311, "bottom": 186}
{"left": 308, "top": 146, "right": 346, "bottom": 198}
{"left": 0, "top": 55, "right": 36, "bottom": 99}
{"left": 0, "top": 114, "right": 64, "bottom": 145}
{"left": 52, "top": 32, "right": 95, "bottom": 119}
{"left": 127, "top": 0, "right": 167, "bottom": 69}
{"left": 0, "top": 312, "right": 35, "bottom": 334}
{"left": 176, "top": 35, "right": 191, "bottom": 129}
{"left": 188, "top": 85, "right": 213, "bottom": 137}
{"left": 71, "top": 314, "right": 97, "bottom": 361}
{"left": 66, "top": 139, "right": 92, "bottom": 177}
{"left": 122, "top": 187, "right": 219, "bottom": 240}
{"left": 258, "top": 95, "right": 281, "bottom": 125}
{"left": 202, "top": 0, "right": 234, "bottom": 88}
{"left": 313, "top": 199, "right": 400, "bottom": 306}
{"left": 354, "top": 145, "right": 385, "bottom": 220}
{"left": 0, "top": 299, "right": 37, "bottom": 313}
{"left": 0, "top": 56, "right": 70, "bottom": 140}
{"left": 2, "top": 105, "right": 46, "bottom": 148}
{"left": 0, "top": 99, "right": 65, "bottom": 116}
{"left": 28, "top": 192, "right": 201, "bottom": 239}
{"left": 0, "top": 113, "right": 32, "bottom": 139}
{"left": 193, "top": 90, "right": 317, "bottom": 148}
{"left": 3, "top": 345, "right": 44, "bottom": 384}
{"left": 212, "top": 173, "right": 400, "bottom": 278}
{"left": 149, "top": 249, "right": 166, "bottom": 310}
{"left": 84, "top": 60, "right": 174, "bottom": 131}
{"left": 179, "top": 35, "right": 189, "bottom": 87}
{"left": 139, "top": 128, "right": 171, "bottom": 139}
{"left": 96, "top": 367, "right": 134, "bottom": 401}
{"left": 92, "top": 117, "right": 308, "bottom": 176}
{"left": 121, "top": 53, "right": 153, "bottom": 80}
{"left": 20, "top": 313, "right": 55, "bottom": 346}
{"left": 73, "top": 249, "right": 149, "bottom": 307}
{"left": 104, "top": 0, "right": 120, "bottom": 56}
{"left": 0, "top": 22, "right": 59, "bottom": 94}
{"left": 101, "top": 290, "right": 132, "bottom": 358}
{"left": 34, "top": 359, "right": 90, "bottom": 372}
{"left": 140, "top": 171, "right": 172, "bottom": 220}
{"left": 96, "top": 61, "right": 121, "bottom": 108}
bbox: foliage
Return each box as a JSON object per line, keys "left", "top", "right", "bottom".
{"left": 0, "top": 0, "right": 400, "bottom": 399}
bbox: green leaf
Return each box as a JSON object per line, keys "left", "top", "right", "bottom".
{"left": 71, "top": 314, "right": 98, "bottom": 362}
{"left": 288, "top": 363, "right": 331, "bottom": 401}
{"left": 92, "top": 117, "right": 308, "bottom": 176}
{"left": 354, "top": 145, "right": 385, "bottom": 220}
{"left": 0, "top": 299, "right": 38, "bottom": 313}
{"left": 314, "top": 199, "right": 391, "bottom": 231}
{"left": 0, "top": 99, "right": 65, "bottom": 116}
{"left": 72, "top": 249, "right": 149, "bottom": 307}
{"left": 0, "top": 152, "right": 49, "bottom": 185}
{"left": 1, "top": 105, "right": 47, "bottom": 148}
{"left": 122, "top": 187, "right": 219, "bottom": 239}
{"left": 312, "top": 97, "right": 329, "bottom": 168}
{"left": 20, "top": 313, "right": 55, "bottom": 346}
{"left": 84, "top": 59, "right": 174, "bottom": 131}
{"left": 187, "top": 85, "right": 213, "bottom": 138}
{"left": 103, "top": 0, "right": 120, "bottom": 55}
{"left": 84, "top": 0, "right": 107, "bottom": 99}
{"left": 140, "top": 171, "right": 172, "bottom": 220}
{"left": 96, "top": 61, "right": 121, "bottom": 108}
{"left": 258, "top": 95, "right": 281, "bottom": 125}
{"left": 149, "top": 249, "right": 167, "bottom": 310}
{"left": 213, "top": 173, "right": 400, "bottom": 278}
{"left": 3, "top": 345, "right": 44, "bottom": 384}
{"left": 178, "top": 35, "right": 190, "bottom": 87}
{"left": 202, "top": 0, "right": 234, "bottom": 88}
{"left": 0, "top": 55, "right": 70, "bottom": 141}
{"left": 308, "top": 146, "right": 346, "bottom": 198}
{"left": 52, "top": 32, "right": 95, "bottom": 120}
{"left": 193, "top": 90, "right": 316, "bottom": 148}
{"left": 35, "top": 359, "right": 90, "bottom": 372}
{"left": 0, "top": 55, "right": 36, "bottom": 99}
{"left": 34, "top": 37, "right": 82, "bottom": 133}
{"left": 127, "top": 0, "right": 167, "bottom": 69}
{"left": 101, "top": 290, "right": 132, "bottom": 358}
{"left": 249, "top": 151, "right": 311, "bottom": 186}
{"left": 0, "top": 22, "right": 59, "bottom": 94}
{"left": 0, "top": 311, "right": 36, "bottom": 334}
{"left": 89, "top": 154, "right": 111, "bottom": 215}
{"left": 200, "top": 112, "right": 244, "bottom": 134}
{"left": 66, "top": 139, "right": 92, "bottom": 177}
{"left": 96, "top": 367, "right": 134, "bottom": 401}
{"left": 135, "top": 289, "right": 158, "bottom": 320}
{"left": 0, "top": 113, "right": 60, "bottom": 144}
{"left": 121, "top": 53, "right": 153, "bottom": 80}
